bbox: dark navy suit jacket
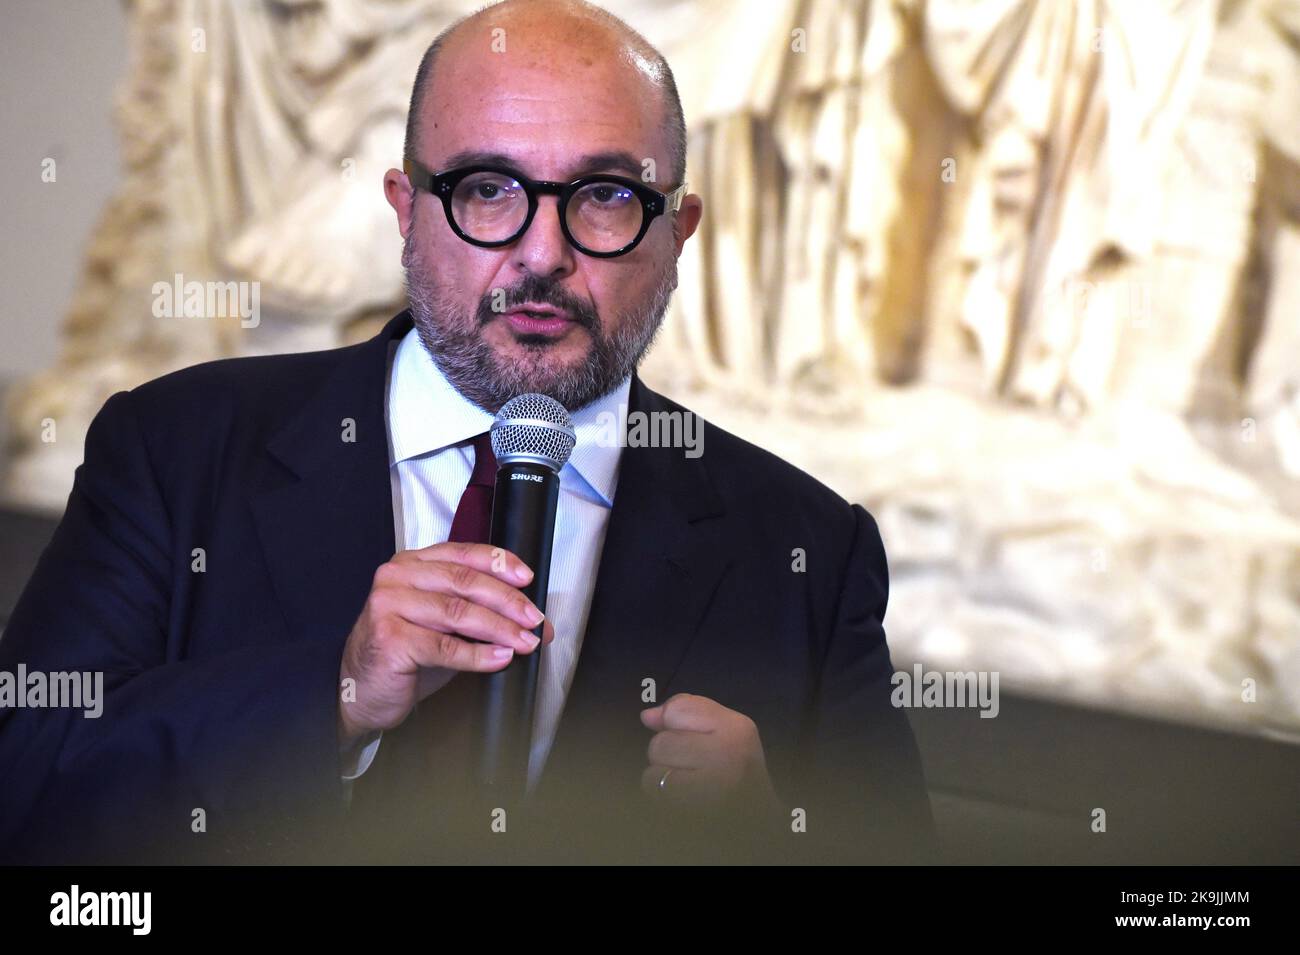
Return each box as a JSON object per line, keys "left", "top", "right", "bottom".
{"left": 0, "top": 311, "right": 931, "bottom": 864}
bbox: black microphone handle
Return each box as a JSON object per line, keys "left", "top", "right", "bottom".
{"left": 478, "top": 461, "right": 560, "bottom": 801}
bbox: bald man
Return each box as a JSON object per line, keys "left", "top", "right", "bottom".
{"left": 0, "top": 0, "right": 932, "bottom": 864}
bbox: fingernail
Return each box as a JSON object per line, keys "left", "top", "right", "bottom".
{"left": 493, "top": 647, "right": 514, "bottom": 660}
{"left": 515, "top": 564, "right": 533, "bottom": 582}
{"left": 520, "top": 631, "right": 540, "bottom": 650}
{"left": 525, "top": 605, "right": 544, "bottom": 626}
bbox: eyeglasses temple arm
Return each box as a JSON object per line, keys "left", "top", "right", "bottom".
{"left": 403, "top": 159, "right": 435, "bottom": 193}
{"left": 666, "top": 182, "right": 688, "bottom": 213}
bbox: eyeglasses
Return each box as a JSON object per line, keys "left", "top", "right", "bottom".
{"left": 404, "top": 158, "right": 687, "bottom": 258}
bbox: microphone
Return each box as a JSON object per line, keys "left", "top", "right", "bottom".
{"left": 478, "top": 393, "right": 576, "bottom": 800}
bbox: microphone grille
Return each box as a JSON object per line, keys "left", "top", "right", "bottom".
{"left": 490, "top": 393, "right": 576, "bottom": 471}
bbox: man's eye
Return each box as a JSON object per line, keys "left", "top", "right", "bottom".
{"left": 462, "top": 178, "right": 519, "bottom": 202}
{"left": 591, "top": 184, "right": 629, "bottom": 204}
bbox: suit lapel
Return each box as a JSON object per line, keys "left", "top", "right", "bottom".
{"left": 537, "top": 375, "right": 732, "bottom": 800}
{"left": 249, "top": 313, "right": 409, "bottom": 645}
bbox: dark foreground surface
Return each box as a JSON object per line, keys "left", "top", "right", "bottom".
{"left": 2, "top": 505, "right": 1296, "bottom": 865}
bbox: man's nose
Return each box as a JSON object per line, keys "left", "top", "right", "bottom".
{"left": 512, "top": 195, "right": 576, "bottom": 278}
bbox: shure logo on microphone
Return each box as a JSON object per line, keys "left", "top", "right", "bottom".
{"left": 510, "top": 472, "right": 544, "bottom": 482}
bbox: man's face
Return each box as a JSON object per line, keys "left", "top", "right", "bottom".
{"left": 386, "top": 28, "right": 701, "bottom": 413}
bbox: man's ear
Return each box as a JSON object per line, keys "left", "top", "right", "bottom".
{"left": 673, "top": 193, "right": 703, "bottom": 256}
{"left": 384, "top": 167, "right": 416, "bottom": 239}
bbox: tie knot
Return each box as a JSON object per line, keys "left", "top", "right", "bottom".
{"left": 468, "top": 430, "right": 497, "bottom": 487}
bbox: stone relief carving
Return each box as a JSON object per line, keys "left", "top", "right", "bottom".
{"left": 5, "top": 0, "right": 1297, "bottom": 737}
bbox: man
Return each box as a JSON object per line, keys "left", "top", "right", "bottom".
{"left": 0, "top": 0, "right": 931, "bottom": 864}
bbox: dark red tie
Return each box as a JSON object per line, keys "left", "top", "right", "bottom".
{"left": 448, "top": 431, "right": 496, "bottom": 544}
{"left": 351, "top": 431, "right": 499, "bottom": 831}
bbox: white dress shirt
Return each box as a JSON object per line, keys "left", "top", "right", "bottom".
{"left": 343, "top": 327, "right": 628, "bottom": 795}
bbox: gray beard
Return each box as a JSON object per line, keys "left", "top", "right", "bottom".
{"left": 402, "top": 217, "right": 676, "bottom": 414}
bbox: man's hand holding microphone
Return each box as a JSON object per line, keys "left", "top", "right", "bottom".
{"left": 336, "top": 542, "right": 552, "bottom": 758}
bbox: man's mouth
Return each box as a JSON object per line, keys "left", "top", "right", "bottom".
{"left": 502, "top": 303, "right": 576, "bottom": 338}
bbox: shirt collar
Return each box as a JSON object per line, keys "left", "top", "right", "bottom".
{"left": 387, "top": 327, "right": 628, "bottom": 506}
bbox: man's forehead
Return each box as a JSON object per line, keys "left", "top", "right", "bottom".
{"left": 433, "top": 40, "right": 656, "bottom": 117}
{"left": 421, "top": 57, "right": 666, "bottom": 180}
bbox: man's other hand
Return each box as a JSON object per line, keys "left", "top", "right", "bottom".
{"left": 640, "top": 693, "right": 781, "bottom": 813}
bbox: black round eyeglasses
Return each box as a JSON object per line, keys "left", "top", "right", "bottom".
{"left": 404, "top": 158, "right": 688, "bottom": 258}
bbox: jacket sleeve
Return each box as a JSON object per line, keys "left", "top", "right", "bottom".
{"left": 0, "top": 390, "right": 349, "bottom": 863}
{"left": 794, "top": 502, "right": 936, "bottom": 862}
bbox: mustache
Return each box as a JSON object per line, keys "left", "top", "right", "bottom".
{"left": 405, "top": 225, "right": 601, "bottom": 334}
{"left": 476, "top": 275, "right": 599, "bottom": 331}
